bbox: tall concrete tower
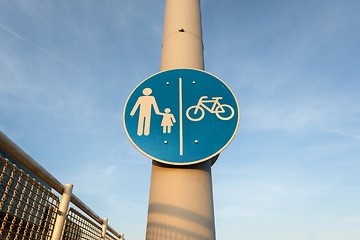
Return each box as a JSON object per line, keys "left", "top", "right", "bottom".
{"left": 145, "top": 1, "right": 216, "bottom": 239}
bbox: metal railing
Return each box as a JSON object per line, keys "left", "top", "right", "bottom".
{"left": 0, "top": 131, "right": 125, "bottom": 240}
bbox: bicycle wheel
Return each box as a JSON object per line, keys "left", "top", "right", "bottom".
{"left": 215, "top": 104, "right": 234, "bottom": 120}
{"left": 186, "top": 106, "right": 205, "bottom": 121}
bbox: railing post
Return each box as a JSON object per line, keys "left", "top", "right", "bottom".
{"left": 51, "top": 184, "right": 73, "bottom": 240}
{"left": 0, "top": 132, "right": 125, "bottom": 238}
{"left": 100, "top": 218, "right": 108, "bottom": 240}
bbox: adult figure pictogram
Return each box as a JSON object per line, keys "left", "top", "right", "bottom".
{"left": 130, "top": 88, "right": 160, "bottom": 136}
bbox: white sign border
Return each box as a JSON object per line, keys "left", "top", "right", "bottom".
{"left": 123, "top": 68, "right": 241, "bottom": 165}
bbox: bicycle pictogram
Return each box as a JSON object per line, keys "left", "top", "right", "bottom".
{"left": 186, "top": 96, "right": 235, "bottom": 121}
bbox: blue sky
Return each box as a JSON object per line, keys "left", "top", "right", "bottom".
{"left": 1, "top": 0, "right": 359, "bottom": 239}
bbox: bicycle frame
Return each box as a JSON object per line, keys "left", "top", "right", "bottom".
{"left": 196, "top": 96, "right": 222, "bottom": 113}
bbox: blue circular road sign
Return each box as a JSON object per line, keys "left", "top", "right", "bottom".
{"left": 123, "top": 69, "right": 240, "bottom": 165}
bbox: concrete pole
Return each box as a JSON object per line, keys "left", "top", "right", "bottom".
{"left": 160, "top": 0, "right": 204, "bottom": 70}
{"left": 146, "top": 1, "right": 216, "bottom": 240}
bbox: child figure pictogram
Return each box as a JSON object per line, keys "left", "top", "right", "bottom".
{"left": 161, "top": 108, "right": 176, "bottom": 134}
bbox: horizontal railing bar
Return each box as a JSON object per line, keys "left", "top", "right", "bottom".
{"left": 71, "top": 194, "right": 121, "bottom": 236}
{"left": 0, "top": 131, "right": 65, "bottom": 193}
{"left": 0, "top": 131, "right": 121, "bottom": 238}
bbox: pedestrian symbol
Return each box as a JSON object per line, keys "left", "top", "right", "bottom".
{"left": 130, "top": 88, "right": 160, "bottom": 136}
{"left": 123, "top": 69, "right": 240, "bottom": 165}
{"left": 129, "top": 87, "right": 177, "bottom": 136}
{"left": 161, "top": 108, "right": 176, "bottom": 134}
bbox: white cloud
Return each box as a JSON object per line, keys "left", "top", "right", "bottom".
{"left": 214, "top": 174, "right": 329, "bottom": 218}
{"left": 341, "top": 216, "right": 360, "bottom": 223}
{"left": 242, "top": 88, "right": 360, "bottom": 139}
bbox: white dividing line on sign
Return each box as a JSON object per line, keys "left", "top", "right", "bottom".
{"left": 179, "top": 77, "right": 183, "bottom": 156}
